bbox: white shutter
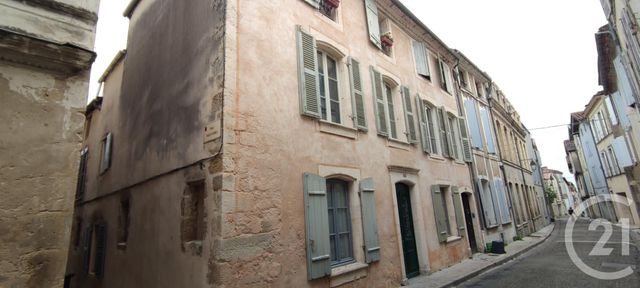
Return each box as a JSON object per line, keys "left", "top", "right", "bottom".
{"left": 365, "top": 0, "right": 381, "bottom": 49}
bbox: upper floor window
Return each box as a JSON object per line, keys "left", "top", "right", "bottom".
{"left": 437, "top": 59, "right": 452, "bottom": 93}
{"left": 75, "top": 147, "right": 89, "bottom": 202}
{"left": 384, "top": 82, "right": 398, "bottom": 139}
{"left": 302, "top": 0, "right": 339, "bottom": 22}
{"left": 425, "top": 104, "right": 439, "bottom": 155}
{"left": 475, "top": 81, "right": 484, "bottom": 98}
{"left": 317, "top": 51, "right": 341, "bottom": 124}
{"left": 457, "top": 68, "right": 468, "bottom": 89}
{"left": 412, "top": 40, "right": 431, "bottom": 80}
{"left": 448, "top": 113, "right": 461, "bottom": 160}
{"left": 99, "top": 132, "right": 112, "bottom": 174}
{"left": 327, "top": 179, "right": 353, "bottom": 265}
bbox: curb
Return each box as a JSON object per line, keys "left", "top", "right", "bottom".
{"left": 442, "top": 223, "right": 556, "bottom": 288}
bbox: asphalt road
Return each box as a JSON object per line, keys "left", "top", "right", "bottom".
{"left": 460, "top": 218, "right": 640, "bottom": 288}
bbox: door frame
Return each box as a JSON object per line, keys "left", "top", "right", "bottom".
{"left": 461, "top": 191, "right": 479, "bottom": 253}
{"left": 389, "top": 170, "right": 429, "bottom": 279}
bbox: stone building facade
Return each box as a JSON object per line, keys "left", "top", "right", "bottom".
{"left": 64, "top": 0, "right": 549, "bottom": 287}
{"left": 0, "top": 0, "right": 99, "bottom": 287}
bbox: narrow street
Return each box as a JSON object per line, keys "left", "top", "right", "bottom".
{"left": 460, "top": 218, "right": 640, "bottom": 287}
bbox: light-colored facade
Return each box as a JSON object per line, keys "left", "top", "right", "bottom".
{"left": 543, "top": 168, "right": 569, "bottom": 218}
{"left": 0, "top": 0, "right": 99, "bottom": 287}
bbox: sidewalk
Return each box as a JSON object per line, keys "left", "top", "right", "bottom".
{"left": 405, "top": 223, "right": 555, "bottom": 288}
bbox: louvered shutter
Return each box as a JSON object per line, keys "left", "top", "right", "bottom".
{"left": 370, "top": 66, "right": 388, "bottom": 136}
{"left": 447, "top": 113, "right": 458, "bottom": 160}
{"left": 359, "top": 178, "right": 380, "bottom": 263}
{"left": 495, "top": 178, "right": 512, "bottom": 224}
{"left": 303, "top": 173, "right": 330, "bottom": 280}
{"left": 452, "top": 187, "right": 466, "bottom": 237}
{"left": 477, "top": 179, "right": 498, "bottom": 227}
{"left": 442, "top": 61, "right": 453, "bottom": 93}
{"left": 303, "top": 0, "right": 320, "bottom": 8}
{"left": 101, "top": 133, "right": 113, "bottom": 173}
{"left": 401, "top": 86, "right": 417, "bottom": 143}
{"left": 458, "top": 118, "right": 473, "bottom": 162}
{"left": 94, "top": 223, "right": 107, "bottom": 279}
{"left": 348, "top": 57, "right": 367, "bottom": 131}
{"left": 431, "top": 185, "right": 448, "bottom": 242}
{"left": 296, "top": 26, "right": 321, "bottom": 118}
{"left": 75, "top": 148, "right": 88, "bottom": 201}
{"left": 437, "top": 107, "right": 450, "bottom": 158}
{"left": 412, "top": 40, "right": 430, "bottom": 77}
{"left": 82, "top": 226, "right": 92, "bottom": 274}
{"left": 365, "top": 0, "right": 381, "bottom": 49}
{"left": 415, "top": 96, "right": 431, "bottom": 153}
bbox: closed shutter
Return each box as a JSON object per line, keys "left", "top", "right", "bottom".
{"left": 412, "top": 40, "right": 430, "bottom": 77}
{"left": 401, "top": 86, "right": 417, "bottom": 143}
{"left": 448, "top": 113, "right": 458, "bottom": 160}
{"left": 101, "top": 133, "right": 113, "bottom": 173}
{"left": 477, "top": 179, "right": 498, "bottom": 227}
{"left": 82, "top": 226, "right": 92, "bottom": 274}
{"left": 437, "top": 107, "right": 450, "bottom": 158}
{"left": 452, "top": 187, "right": 466, "bottom": 237}
{"left": 303, "top": 0, "right": 320, "bottom": 8}
{"left": 480, "top": 107, "right": 496, "bottom": 153}
{"left": 94, "top": 223, "right": 107, "bottom": 279}
{"left": 370, "top": 66, "right": 388, "bottom": 136}
{"left": 303, "top": 173, "right": 330, "bottom": 280}
{"left": 296, "top": 26, "right": 321, "bottom": 118}
{"left": 431, "top": 185, "right": 448, "bottom": 242}
{"left": 359, "top": 178, "right": 380, "bottom": 263}
{"left": 442, "top": 61, "right": 453, "bottom": 93}
{"left": 365, "top": 0, "right": 381, "bottom": 49}
{"left": 415, "top": 96, "right": 432, "bottom": 153}
{"left": 493, "top": 178, "right": 512, "bottom": 224}
{"left": 75, "top": 148, "right": 88, "bottom": 201}
{"left": 458, "top": 118, "right": 473, "bottom": 162}
{"left": 349, "top": 57, "right": 368, "bottom": 131}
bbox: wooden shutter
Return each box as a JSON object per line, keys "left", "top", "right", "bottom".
{"left": 303, "top": 173, "right": 330, "bottom": 280}
{"left": 365, "top": 0, "right": 381, "bottom": 49}
{"left": 458, "top": 117, "right": 473, "bottom": 162}
{"left": 349, "top": 57, "right": 367, "bottom": 131}
{"left": 437, "top": 107, "right": 450, "bottom": 158}
{"left": 359, "top": 178, "right": 380, "bottom": 263}
{"left": 415, "top": 96, "right": 432, "bottom": 153}
{"left": 442, "top": 61, "right": 453, "bottom": 93}
{"left": 493, "top": 178, "right": 512, "bottom": 224}
{"left": 303, "top": 0, "right": 320, "bottom": 8}
{"left": 401, "top": 86, "right": 417, "bottom": 143}
{"left": 448, "top": 113, "right": 458, "bottom": 160}
{"left": 477, "top": 179, "right": 498, "bottom": 227}
{"left": 431, "top": 185, "right": 448, "bottom": 242}
{"left": 452, "top": 187, "right": 466, "bottom": 237}
{"left": 370, "top": 66, "right": 388, "bottom": 136}
{"left": 82, "top": 226, "right": 92, "bottom": 274}
{"left": 296, "top": 26, "right": 321, "bottom": 118}
{"left": 101, "top": 132, "right": 113, "bottom": 173}
{"left": 94, "top": 223, "right": 107, "bottom": 279}
{"left": 75, "top": 148, "right": 88, "bottom": 201}
{"left": 412, "top": 40, "right": 430, "bottom": 77}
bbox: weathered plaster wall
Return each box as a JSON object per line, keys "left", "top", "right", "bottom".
{"left": 215, "top": 0, "right": 475, "bottom": 286}
{"left": 0, "top": 1, "right": 98, "bottom": 287}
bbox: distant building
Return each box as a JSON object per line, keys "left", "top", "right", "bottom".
{"left": 0, "top": 0, "right": 99, "bottom": 287}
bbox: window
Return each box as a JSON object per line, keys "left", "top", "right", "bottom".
{"left": 74, "top": 218, "right": 82, "bottom": 248}
{"left": 75, "top": 147, "right": 88, "bottom": 202}
{"left": 378, "top": 17, "right": 393, "bottom": 57}
{"left": 479, "top": 106, "right": 496, "bottom": 154}
{"left": 317, "top": 51, "right": 341, "bottom": 123}
{"left": 327, "top": 179, "right": 353, "bottom": 265}
{"left": 117, "top": 195, "right": 131, "bottom": 247}
{"left": 83, "top": 223, "right": 107, "bottom": 279}
{"left": 448, "top": 114, "right": 461, "bottom": 160}
{"left": 303, "top": 173, "right": 379, "bottom": 279}
{"left": 457, "top": 68, "right": 468, "bottom": 88}
{"left": 412, "top": 40, "right": 430, "bottom": 79}
{"left": 384, "top": 83, "right": 398, "bottom": 139}
{"left": 464, "top": 97, "right": 483, "bottom": 149}
{"left": 425, "top": 105, "right": 439, "bottom": 154}
{"left": 480, "top": 179, "right": 498, "bottom": 227}
{"left": 318, "top": 0, "right": 338, "bottom": 21}
{"left": 607, "top": 146, "right": 621, "bottom": 175}
{"left": 432, "top": 185, "right": 465, "bottom": 242}
{"left": 437, "top": 107, "right": 451, "bottom": 157}
{"left": 475, "top": 81, "right": 484, "bottom": 98}
{"left": 181, "top": 181, "right": 205, "bottom": 245}
{"left": 437, "top": 59, "right": 452, "bottom": 93}
{"left": 604, "top": 97, "right": 618, "bottom": 126}
{"left": 99, "top": 132, "right": 112, "bottom": 174}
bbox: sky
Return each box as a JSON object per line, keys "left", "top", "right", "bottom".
{"left": 88, "top": 0, "right": 607, "bottom": 182}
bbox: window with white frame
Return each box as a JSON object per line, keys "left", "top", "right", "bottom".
{"left": 607, "top": 146, "right": 621, "bottom": 175}
{"left": 317, "top": 50, "right": 341, "bottom": 124}
{"left": 301, "top": 0, "right": 339, "bottom": 22}
{"left": 457, "top": 68, "right": 468, "bottom": 89}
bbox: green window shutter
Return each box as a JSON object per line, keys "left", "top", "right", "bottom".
{"left": 431, "top": 185, "right": 448, "bottom": 242}
{"left": 364, "top": 0, "right": 381, "bottom": 49}
{"left": 348, "top": 57, "right": 367, "bottom": 131}
{"left": 94, "top": 223, "right": 107, "bottom": 280}
{"left": 82, "top": 226, "right": 93, "bottom": 274}
{"left": 303, "top": 173, "right": 330, "bottom": 280}
{"left": 415, "top": 95, "right": 432, "bottom": 153}
{"left": 412, "top": 40, "right": 430, "bottom": 77}
{"left": 370, "top": 66, "right": 388, "bottom": 136}
{"left": 447, "top": 114, "right": 458, "bottom": 160}
{"left": 401, "top": 86, "right": 417, "bottom": 143}
{"left": 303, "top": 0, "right": 320, "bottom": 9}
{"left": 452, "top": 187, "right": 466, "bottom": 237}
{"left": 296, "top": 26, "right": 321, "bottom": 118}
{"left": 359, "top": 178, "right": 380, "bottom": 263}
{"left": 458, "top": 117, "right": 473, "bottom": 162}
{"left": 442, "top": 61, "right": 452, "bottom": 93}
{"left": 437, "top": 107, "right": 450, "bottom": 158}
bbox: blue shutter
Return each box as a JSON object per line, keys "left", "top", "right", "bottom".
{"left": 480, "top": 107, "right": 496, "bottom": 153}
{"left": 464, "top": 97, "right": 483, "bottom": 149}
{"left": 348, "top": 57, "right": 367, "bottom": 131}
{"left": 296, "top": 26, "right": 321, "bottom": 118}
{"left": 303, "top": 173, "right": 330, "bottom": 279}
{"left": 359, "top": 178, "right": 380, "bottom": 263}
{"left": 493, "top": 178, "right": 512, "bottom": 224}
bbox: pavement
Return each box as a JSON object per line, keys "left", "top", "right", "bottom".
{"left": 405, "top": 222, "right": 556, "bottom": 288}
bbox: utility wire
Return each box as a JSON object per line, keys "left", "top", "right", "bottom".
{"left": 528, "top": 124, "right": 569, "bottom": 130}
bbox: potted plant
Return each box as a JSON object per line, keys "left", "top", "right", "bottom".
{"left": 381, "top": 32, "right": 394, "bottom": 47}
{"left": 325, "top": 0, "right": 340, "bottom": 8}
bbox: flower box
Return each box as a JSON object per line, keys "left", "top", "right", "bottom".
{"left": 381, "top": 34, "right": 394, "bottom": 47}
{"left": 325, "top": 0, "right": 340, "bottom": 8}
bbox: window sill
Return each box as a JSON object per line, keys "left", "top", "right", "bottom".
{"left": 387, "top": 138, "right": 412, "bottom": 150}
{"left": 428, "top": 155, "right": 446, "bottom": 162}
{"left": 330, "top": 262, "right": 368, "bottom": 287}
{"left": 117, "top": 242, "right": 127, "bottom": 250}
{"left": 318, "top": 121, "right": 357, "bottom": 139}
{"left": 446, "top": 236, "right": 462, "bottom": 243}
